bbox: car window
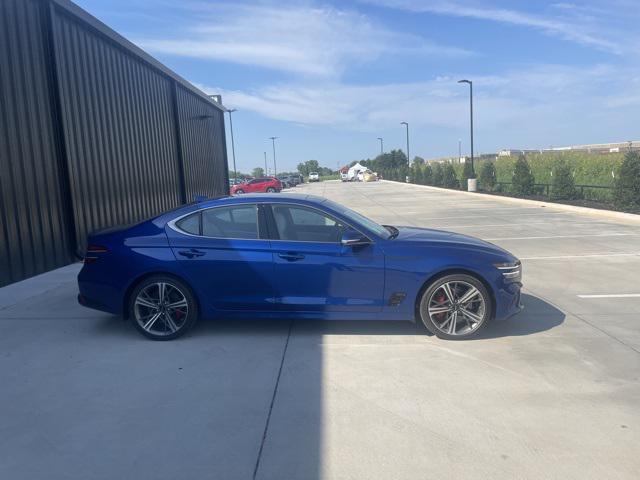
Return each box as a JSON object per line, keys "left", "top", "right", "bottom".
{"left": 202, "top": 205, "right": 258, "bottom": 239}
{"left": 272, "top": 205, "right": 344, "bottom": 242}
{"left": 175, "top": 212, "right": 200, "bottom": 235}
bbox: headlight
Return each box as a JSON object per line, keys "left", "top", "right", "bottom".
{"left": 494, "top": 260, "right": 522, "bottom": 283}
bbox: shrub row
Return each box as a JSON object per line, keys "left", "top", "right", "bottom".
{"left": 393, "top": 151, "right": 640, "bottom": 212}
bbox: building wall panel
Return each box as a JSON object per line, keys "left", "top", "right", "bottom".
{"left": 0, "top": 0, "right": 74, "bottom": 286}
{"left": 50, "top": 7, "right": 183, "bottom": 249}
{"left": 0, "top": 0, "right": 229, "bottom": 287}
{"left": 176, "top": 86, "right": 230, "bottom": 200}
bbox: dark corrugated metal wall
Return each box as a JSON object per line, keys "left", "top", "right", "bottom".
{"left": 0, "top": 0, "right": 74, "bottom": 286}
{"left": 0, "top": 0, "right": 229, "bottom": 286}
{"left": 51, "top": 7, "right": 183, "bottom": 247}
{"left": 176, "top": 85, "right": 230, "bottom": 199}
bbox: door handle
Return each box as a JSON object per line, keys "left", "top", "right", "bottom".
{"left": 278, "top": 252, "right": 305, "bottom": 262}
{"left": 178, "top": 249, "right": 205, "bottom": 259}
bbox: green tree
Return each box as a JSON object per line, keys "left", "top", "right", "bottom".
{"left": 443, "top": 163, "right": 459, "bottom": 188}
{"left": 460, "top": 161, "right": 475, "bottom": 190}
{"left": 252, "top": 167, "right": 265, "bottom": 178}
{"left": 411, "top": 164, "right": 423, "bottom": 184}
{"left": 423, "top": 164, "right": 433, "bottom": 185}
{"left": 512, "top": 155, "right": 535, "bottom": 196}
{"left": 614, "top": 151, "right": 640, "bottom": 211}
{"left": 551, "top": 160, "right": 578, "bottom": 200}
{"left": 412, "top": 156, "right": 425, "bottom": 165}
{"left": 479, "top": 161, "right": 497, "bottom": 191}
{"left": 433, "top": 163, "right": 444, "bottom": 186}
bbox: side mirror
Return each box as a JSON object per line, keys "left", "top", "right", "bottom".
{"left": 341, "top": 229, "right": 370, "bottom": 246}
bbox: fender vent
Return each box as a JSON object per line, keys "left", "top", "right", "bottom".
{"left": 388, "top": 292, "right": 407, "bottom": 306}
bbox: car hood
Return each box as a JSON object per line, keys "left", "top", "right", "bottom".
{"left": 393, "top": 226, "right": 513, "bottom": 257}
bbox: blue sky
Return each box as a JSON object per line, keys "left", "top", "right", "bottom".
{"left": 76, "top": 0, "right": 640, "bottom": 173}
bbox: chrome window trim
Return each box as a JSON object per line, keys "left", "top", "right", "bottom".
{"left": 268, "top": 203, "right": 374, "bottom": 245}
{"left": 166, "top": 201, "right": 375, "bottom": 245}
{"left": 167, "top": 204, "right": 263, "bottom": 241}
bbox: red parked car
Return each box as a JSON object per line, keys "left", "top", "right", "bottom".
{"left": 230, "top": 177, "right": 282, "bottom": 195}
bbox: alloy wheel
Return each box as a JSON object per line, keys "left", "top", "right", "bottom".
{"left": 133, "top": 282, "right": 189, "bottom": 337}
{"left": 425, "top": 280, "right": 486, "bottom": 336}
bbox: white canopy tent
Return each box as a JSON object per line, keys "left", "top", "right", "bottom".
{"left": 347, "top": 162, "right": 367, "bottom": 180}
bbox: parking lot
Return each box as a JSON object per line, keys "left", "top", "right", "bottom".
{"left": 1, "top": 180, "right": 639, "bottom": 480}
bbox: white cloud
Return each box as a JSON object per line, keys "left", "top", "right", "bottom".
{"left": 196, "top": 63, "right": 640, "bottom": 147}
{"left": 360, "top": 0, "right": 637, "bottom": 55}
{"left": 136, "top": 2, "right": 472, "bottom": 78}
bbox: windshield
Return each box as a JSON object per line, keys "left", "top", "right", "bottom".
{"left": 324, "top": 199, "right": 391, "bottom": 239}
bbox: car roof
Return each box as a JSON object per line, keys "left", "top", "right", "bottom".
{"left": 152, "top": 193, "right": 331, "bottom": 225}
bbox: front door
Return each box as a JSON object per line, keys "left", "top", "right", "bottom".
{"left": 166, "top": 204, "right": 275, "bottom": 312}
{"left": 267, "top": 203, "right": 385, "bottom": 312}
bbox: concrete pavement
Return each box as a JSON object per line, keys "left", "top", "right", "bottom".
{"left": 1, "top": 180, "right": 639, "bottom": 479}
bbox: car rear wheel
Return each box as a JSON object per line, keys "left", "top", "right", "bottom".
{"left": 266, "top": 187, "right": 276, "bottom": 192}
{"left": 418, "top": 274, "right": 492, "bottom": 340}
{"left": 129, "top": 276, "right": 198, "bottom": 340}
{"left": 235, "top": 189, "right": 244, "bottom": 194}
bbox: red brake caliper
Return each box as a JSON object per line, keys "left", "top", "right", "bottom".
{"left": 434, "top": 292, "right": 447, "bottom": 322}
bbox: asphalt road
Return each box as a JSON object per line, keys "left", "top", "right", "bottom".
{"left": 1, "top": 180, "right": 639, "bottom": 480}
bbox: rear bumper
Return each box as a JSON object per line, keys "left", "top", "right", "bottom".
{"left": 77, "top": 292, "right": 117, "bottom": 315}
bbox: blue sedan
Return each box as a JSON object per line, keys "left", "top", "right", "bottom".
{"left": 78, "top": 194, "right": 522, "bottom": 340}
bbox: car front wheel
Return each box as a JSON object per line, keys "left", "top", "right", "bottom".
{"left": 129, "top": 276, "right": 198, "bottom": 340}
{"left": 235, "top": 189, "right": 244, "bottom": 194}
{"left": 266, "top": 187, "right": 276, "bottom": 192}
{"left": 418, "top": 274, "right": 492, "bottom": 340}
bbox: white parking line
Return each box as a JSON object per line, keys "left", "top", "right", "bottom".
{"left": 431, "top": 221, "right": 605, "bottom": 229}
{"left": 416, "top": 212, "right": 568, "bottom": 220}
{"left": 520, "top": 253, "right": 640, "bottom": 260}
{"left": 485, "top": 233, "right": 640, "bottom": 241}
{"left": 578, "top": 294, "right": 640, "bottom": 298}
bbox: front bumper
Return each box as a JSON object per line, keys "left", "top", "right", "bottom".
{"left": 494, "top": 282, "right": 523, "bottom": 321}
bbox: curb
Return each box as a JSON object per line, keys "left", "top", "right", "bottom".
{"left": 380, "top": 180, "right": 640, "bottom": 225}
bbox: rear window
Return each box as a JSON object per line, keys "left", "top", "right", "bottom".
{"left": 176, "top": 213, "right": 200, "bottom": 235}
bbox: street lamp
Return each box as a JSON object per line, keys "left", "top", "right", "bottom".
{"left": 269, "top": 137, "right": 278, "bottom": 176}
{"left": 400, "top": 122, "right": 410, "bottom": 167}
{"left": 264, "top": 151, "right": 268, "bottom": 175}
{"left": 226, "top": 108, "right": 238, "bottom": 183}
{"left": 458, "top": 138, "right": 462, "bottom": 161}
{"left": 458, "top": 79, "right": 474, "bottom": 174}
{"left": 377, "top": 137, "right": 384, "bottom": 156}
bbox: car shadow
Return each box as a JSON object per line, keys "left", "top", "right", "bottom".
{"left": 474, "top": 293, "right": 565, "bottom": 340}
{"left": 92, "top": 293, "right": 563, "bottom": 340}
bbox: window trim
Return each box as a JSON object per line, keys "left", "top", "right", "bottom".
{"left": 167, "top": 201, "right": 375, "bottom": 244}
{"left": 265, "top": 203, "right": 374, "bottom": 244}
{"left": 167, "top": 204, "right": 263, "bottom": 241}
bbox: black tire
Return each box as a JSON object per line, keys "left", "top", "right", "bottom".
{"left": 417, "top": 274, "right": 492, "bottom": 340}
{"left": 235, "top": 189, "right": 244, "bottom": 194}
{"left": 128, "top": 275, "right": 198, "bottom": 340}
{"left": 266, "top": 187, "right": 276, "bottom": 193}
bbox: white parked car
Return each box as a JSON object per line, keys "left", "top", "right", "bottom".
{"left": 308, "top": 172, "right": 320, "bottom": 182}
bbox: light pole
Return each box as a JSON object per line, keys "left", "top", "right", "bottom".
{"left": 377, "top": 137, "right": 384, "bottom": 156}
{"left": 458, "top": 79, "right": 474, "bottom": 174}
{"left": 227, "top": 108, "right": 238, "bottom": 183}
{"left": 400, "top": 122, "right": 410, "bottom": 166}
{"left": 264, "top": 151, "right": 268, "bottom": 175}
{"left": 458, "top": 138, "right": 462, "bottom": 161}
{"left": 269, "top": 137, "right": 278, "bottom": 176}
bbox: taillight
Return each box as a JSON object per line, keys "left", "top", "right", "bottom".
{"left": 87, "top": 245, "right": 109, "bottom": 253}
{"left": 84, "top": 245, "right": 109, "bottom": 264}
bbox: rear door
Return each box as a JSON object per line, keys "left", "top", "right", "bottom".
{"left": 266, "top": 203, "right": 385, "bottom": 313}
{"left": 166, "top": 204, "right": 275, "bottom": 312}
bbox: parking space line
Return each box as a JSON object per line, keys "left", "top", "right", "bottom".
{"left": 415, "top": 212, "right": 569, "bottom": 220}
{"left": 486, "top": 233, "right": 640, "bottom": 241}
{"left": 520, "top": 253, "right": 640, "bottom": 260}
{"left": 577, "top": 294, "right": 640, "bottom": 298}
{"left": 430, "top": 221, "right": 605, "bottom": 229}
